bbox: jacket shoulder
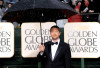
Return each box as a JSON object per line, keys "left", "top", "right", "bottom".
{"left": 60, "top": 40, "right": 69, "bottom": 44}
{"left": 60, "top": 41, "right": 70, "bottom": 47}
{"left": 44, "top": 41, "right": 51, "bottom": 46}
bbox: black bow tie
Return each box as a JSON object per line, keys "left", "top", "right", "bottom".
{"left": 51, "top": 42, "right": 58, "bottom": 45}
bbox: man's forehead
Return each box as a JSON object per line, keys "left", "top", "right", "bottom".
{"left": 51, "top": 28, "right": 59, "bottom": 31}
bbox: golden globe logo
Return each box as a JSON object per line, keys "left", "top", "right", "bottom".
{"left": 21, "top": 22, "right": 56, "bottom": 58}
{"left": 64, "top": 22, "right": 100, "bottom": 58}
{"left": 0, "top": 23, "right": 14, "bottom": 58}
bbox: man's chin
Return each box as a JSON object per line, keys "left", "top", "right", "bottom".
{"left": 52, "top": 38, "right": 59, "bottom": 40}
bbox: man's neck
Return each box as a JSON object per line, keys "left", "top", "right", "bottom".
{"left": 52, "top": 38, "right": 59, "bottom": 43}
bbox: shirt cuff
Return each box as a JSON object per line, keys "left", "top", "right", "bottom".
{"left": 40, "top": 51, "right": 44, "bottom": 55}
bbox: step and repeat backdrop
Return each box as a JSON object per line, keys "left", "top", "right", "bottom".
{"left": 0, "top": 23, "right": 14, "bottom": 58}
{"left": 0, "top": 22, "right": 100, "bottom": 58}
{"left": 21, "top": 22, "right": 56, "bottom": 57}
{"left": 64, "top": 22, "right": 100, "bottom": 58}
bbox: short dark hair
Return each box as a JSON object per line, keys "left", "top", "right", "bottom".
{"left": 76, "top": 1, "right": 81, "bottom": 6}
{"left": 50, "top": 25, "right": 60, "bottom": 32}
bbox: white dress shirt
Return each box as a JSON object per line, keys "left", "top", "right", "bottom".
{"left": 51, "top": 39, "right": 60, "bottom": 61}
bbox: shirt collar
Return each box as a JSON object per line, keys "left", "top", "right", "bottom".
{"left": 51, "top": 38, "right": 60, "bottom": 45}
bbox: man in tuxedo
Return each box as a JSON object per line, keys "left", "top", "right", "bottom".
{"left": 37, "top": 25, "right": 71, "bottom": 68}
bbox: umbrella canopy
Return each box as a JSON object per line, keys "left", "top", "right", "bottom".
{"left": 2, "top": 0, "right": 77, "bottom": 22}
{"left": 2, "top": 0, "right": 77, "bottom": 44}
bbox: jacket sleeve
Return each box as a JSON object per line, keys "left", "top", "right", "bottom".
{"left": 37, "top": 43, "right": 47, "bottom": 62}
{"left": 37, "top": 51, "right": 45, "bottom": 62}
{"left": 64, "top": 43, "right": 71, "bottom": 68}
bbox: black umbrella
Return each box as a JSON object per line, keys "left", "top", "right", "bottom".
{"left": 2, "top": 0, "right": 77, "bottom": 22}
{"left": 2, "top": 0, "right": 77, "bottom": 44}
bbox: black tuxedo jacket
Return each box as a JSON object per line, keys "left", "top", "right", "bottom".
{"left": 37, "top": 40, "right": 71, "bottom": 68}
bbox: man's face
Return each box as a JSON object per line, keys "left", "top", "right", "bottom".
{"left": 78, "top": 2, "right": 81, "bottom": 6}
{"left": 8, "top": 4, "right": 12, "bottom": 8}
{"left": 50, "top": 28, "right": 61, "bottom": 40}
{"left": 0, "top": 1, "right": 3, "bottom": 5}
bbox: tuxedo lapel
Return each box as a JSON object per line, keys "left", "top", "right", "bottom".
{"left": 48, "top": 42, "right": 52, "bottom": 61}
{"left": 53, "top": 41, "right": 62, "bottom": 61}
